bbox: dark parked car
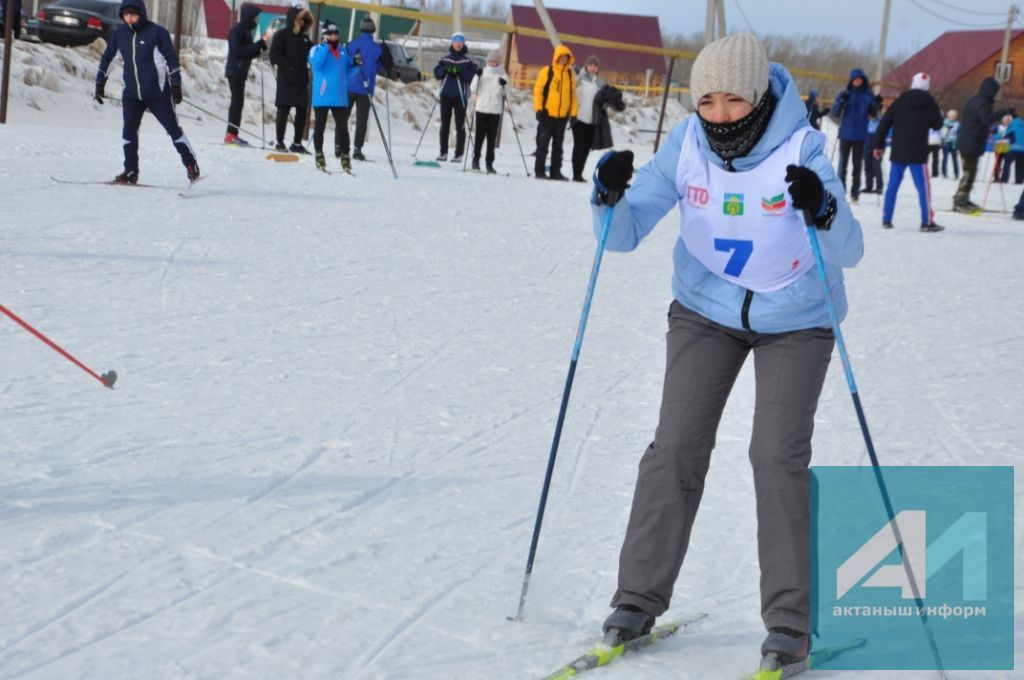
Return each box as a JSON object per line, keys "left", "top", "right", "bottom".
{"left": 36, "top": 0, "right": 120, "bottom": 46}
{"left": 384, "top": 42, "right": 421, "bottom": 83}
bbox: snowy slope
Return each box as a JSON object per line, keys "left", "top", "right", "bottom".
{"left": 1, "top": 40, "right": 1023, "bottom": 680}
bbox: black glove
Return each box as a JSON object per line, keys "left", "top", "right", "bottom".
{"left": 476, "top": 64, "right": 483, "bottom": 76}
{"left": 569, "top": 115, "right": 577, "bottom": 127}
{"left": 171, "top": 83, "right": 182, "bottom": 105}
{"left": 535, "top": 110, "right": 546, "bottom": 122}
{"left": 498, "top": 77, "right": 507, "bottom": 87}
{"left": 257, "top": 38, "right": 267, "bottom": 51}
{"left": 353, "top": 53, "right": 363, "bottom": 66}
{"left": 94, "top": 79, "right": 105, "bottom": 105}
{"left": 785, "top": 164, "right": 825, "bottom": 216}
{"left": 594, "top": 149, "right": 634, "bottom": 206}
{"left": 446, "top": 64, "right": 458, "bottom": 75}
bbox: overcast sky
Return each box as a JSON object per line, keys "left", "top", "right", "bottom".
{"left": 539, "top": 0, "right": 1019, "bottom": 59}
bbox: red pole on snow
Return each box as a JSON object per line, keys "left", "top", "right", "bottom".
{"left": 1, "top": 304, "right": 117, "bottom": 388}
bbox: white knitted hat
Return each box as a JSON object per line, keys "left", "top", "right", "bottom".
{"left": 911, "top": 72, "right": 930, "bottom": 91}
{"left": 689, "top": 33, "right": 769, "bottom": 105}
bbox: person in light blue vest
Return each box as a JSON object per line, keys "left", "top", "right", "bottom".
{"left": 590, "top": 33, "right": 863, "bottom": 673}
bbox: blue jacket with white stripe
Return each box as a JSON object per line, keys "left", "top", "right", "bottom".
{"left": 97, "top": 0, "right": 180, "bottom": 101}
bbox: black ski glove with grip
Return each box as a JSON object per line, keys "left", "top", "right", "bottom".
{"left": 785, "top": 164, "right": 835, "bottom": 230}
{"left": 171, "top": 83, "right": 183, "bottom": 105}
{"left": 94, "top": 78, "right": 105, "bottom": 104}
{"left": 594, "top": 149, "right": 634, "bottom": 207}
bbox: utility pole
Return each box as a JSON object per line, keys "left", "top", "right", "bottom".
{"left": 873, "top": 0, "right": 892, "bottom": 93}
{"left": 704, "top": 0, "right": 726, "bottom": 45}
{"left": 997, "top": 5, "right": 1019, "bottom": 83}
{"left": 452, "top": 0, "right": 462, "bottom": 36}
{"left": 533, "top": 0, "right": 561, "bottom": 47}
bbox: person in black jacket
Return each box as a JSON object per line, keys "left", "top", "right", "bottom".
{"left": 805, "top": 89, "right": 826, "bottom": 130}
{"left": 954, "top": 77, "right": 1014, "bottom": 211}
{"left": 224, "top": 4, "right": 267, "bottom": 145}
{"left": 269, "top": 6, "right": 313, "bottom": 153}
{"left": 873, "top": 72, "right": 943, "bottom": 232}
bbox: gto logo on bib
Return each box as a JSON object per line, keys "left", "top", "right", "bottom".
{"left": 686, "top": 185, "right": 709, "bottom": 208}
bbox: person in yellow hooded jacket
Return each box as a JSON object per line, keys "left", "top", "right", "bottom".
{"left": 533, "top": 44, "right": 578, "bottom": 180}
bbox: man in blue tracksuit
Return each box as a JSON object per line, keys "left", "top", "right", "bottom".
{"left": 95, "top": 0, "right": 198, "bottom": 184}
{"left": 830, "top": 68, "right": 877, "bottom": 202}
{"left": 432, "top": 33, "right": 476, "bottom": 162}
{"left": 344, "top": 15, "right": 393, "bottom": 161}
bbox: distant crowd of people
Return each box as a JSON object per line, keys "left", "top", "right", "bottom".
{"left": 811, "top": 66, "right": 1021, "bottom": 230}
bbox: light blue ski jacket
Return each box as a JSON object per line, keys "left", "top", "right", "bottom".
{"left": 591, "top": 62, "right": 864, "bottom": 334}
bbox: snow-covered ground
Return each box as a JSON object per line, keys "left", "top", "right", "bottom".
{"left": 1, "top": 39, "right": 1022, "bottom": 680}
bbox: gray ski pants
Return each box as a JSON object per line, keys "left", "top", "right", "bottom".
{"left": 611, "top": 301, "right": 834, "bottom": 634}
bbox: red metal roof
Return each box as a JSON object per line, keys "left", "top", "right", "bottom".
{"left": 881, "top": 29, "right": 1024, "bottom": 95}
{"left": 509, "top": 4, "right": 665, "bottom": 74}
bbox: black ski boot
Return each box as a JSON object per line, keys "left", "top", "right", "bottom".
{"left": 486, "top": 164, "right": 497, "bottom": 175}
{"left": 602, "top": 605, "right": 654, "bottom": 643}
{"left": 114, "top": 169, "right": 139, "bottom": 184}
{"left": 757, "top": 627, "right": 810, "bottom": 675}
{"left": 289, "top": 143, "right": 309, "bottom": 154}
{"left": 186, "top": 162, "right": 200, "bottom": 182}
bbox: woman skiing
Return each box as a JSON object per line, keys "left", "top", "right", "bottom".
{"left": 591, "top": 33, "right": 863, "bottom": 672}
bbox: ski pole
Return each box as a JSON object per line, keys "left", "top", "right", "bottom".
{"left": 386, "top": 75, "right": 393, "bottom": 152}
{"left": 801, "top": 209, "right": 948, "bottom": 678}
{"left": 462, "top": 74, "right": 479, "bottom": 171}
{"left": 455, "top": 73, "right": 474, "bottom": 167}
{"left": 1, "top": 304, "right": 117, "bottom": 389}
{"left": 504, "top": 93, "right": 531, "bottom": 177}
{"left": 513, "top": 192, "right": 619, "bottom": 621}
{"left": 362, "top": 76, "right": 399, "bottom": 180}
{"left": 181, "top": 97, "right": 262, "bottom": 140}
{"left": 260, "top": 56, "right": 267, "bottom": 149}
{"left": 412, "top": 76, "right": 445, "bottom": 158}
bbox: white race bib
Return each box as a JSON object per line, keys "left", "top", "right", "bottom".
{"left": 675, "top": 121, "right": 820, "bottom": 293}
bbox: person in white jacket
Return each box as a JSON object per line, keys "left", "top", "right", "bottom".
{"left": 471, "top": 49, "right": 511, "bottom": 173}
{"left": 572, "top": 54, "right": 604, "bottom": 181}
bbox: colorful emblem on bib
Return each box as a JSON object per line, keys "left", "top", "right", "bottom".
{"left": 762, "top": 193, "right": 786, "bottom": 215}
{"left": 723, "top": 193, "right": 744, "bottom": 216}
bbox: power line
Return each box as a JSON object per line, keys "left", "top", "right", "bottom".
{"left": 731, "top": 0, "right": 756, "bottom": 34}
{"left": 918, "top": 0, "right": 1009, "bottom": 16}
{"left": 907, "top": 0, "right": 1008, "bottom": 28}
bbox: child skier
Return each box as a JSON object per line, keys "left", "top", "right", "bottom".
{"left": 470, "top": 49, "right": 510, "bottom": 173}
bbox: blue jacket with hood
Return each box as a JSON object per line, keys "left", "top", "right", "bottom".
{"left": 433, "top": 45, "right": 475, "bottom": 100}
{"left": 591, "top": 62, "right": 864, "bottom": 334}
{"left": 830, "top": 68, "right": 878, "bottom": 142}
{"left": 225, "top": 4, "right": 264, "bottom": 79}
{"left": 309, "top": 42, "right": 359, "bottom": 108}
{"left": 346, "top": 32, "right": 386, "bottom": 96}
{"left": 97, "top": 0, "right": 180, "bottom": 101}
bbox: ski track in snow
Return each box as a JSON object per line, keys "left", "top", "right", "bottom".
{"left": 1, "top": 38, "right": 1022, "bottom": 680}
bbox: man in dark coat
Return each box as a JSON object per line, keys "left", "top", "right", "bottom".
{"left": 223, "top": 3, "right": 267, "bottom": 145}
{"left": 95, "top": 0, "right": 198, "bottom": 184}
{"left": 432, "top": 33, "right": 476, "bottom": 162}
{"left": 873, "top": 72, "right": 943, "bottom": 232}
{"left": 954, "top": 76, "right": 1014, "bottom": 211}
{"left": 269, "top": 6, "right": 313, "bottom": 152}
{"left": 830, "top": 68, "right": 879, "bottom": 202}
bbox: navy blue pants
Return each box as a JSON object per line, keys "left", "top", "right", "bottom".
{"left": 122, "top": 93, "right": 196, "bottom": 172}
